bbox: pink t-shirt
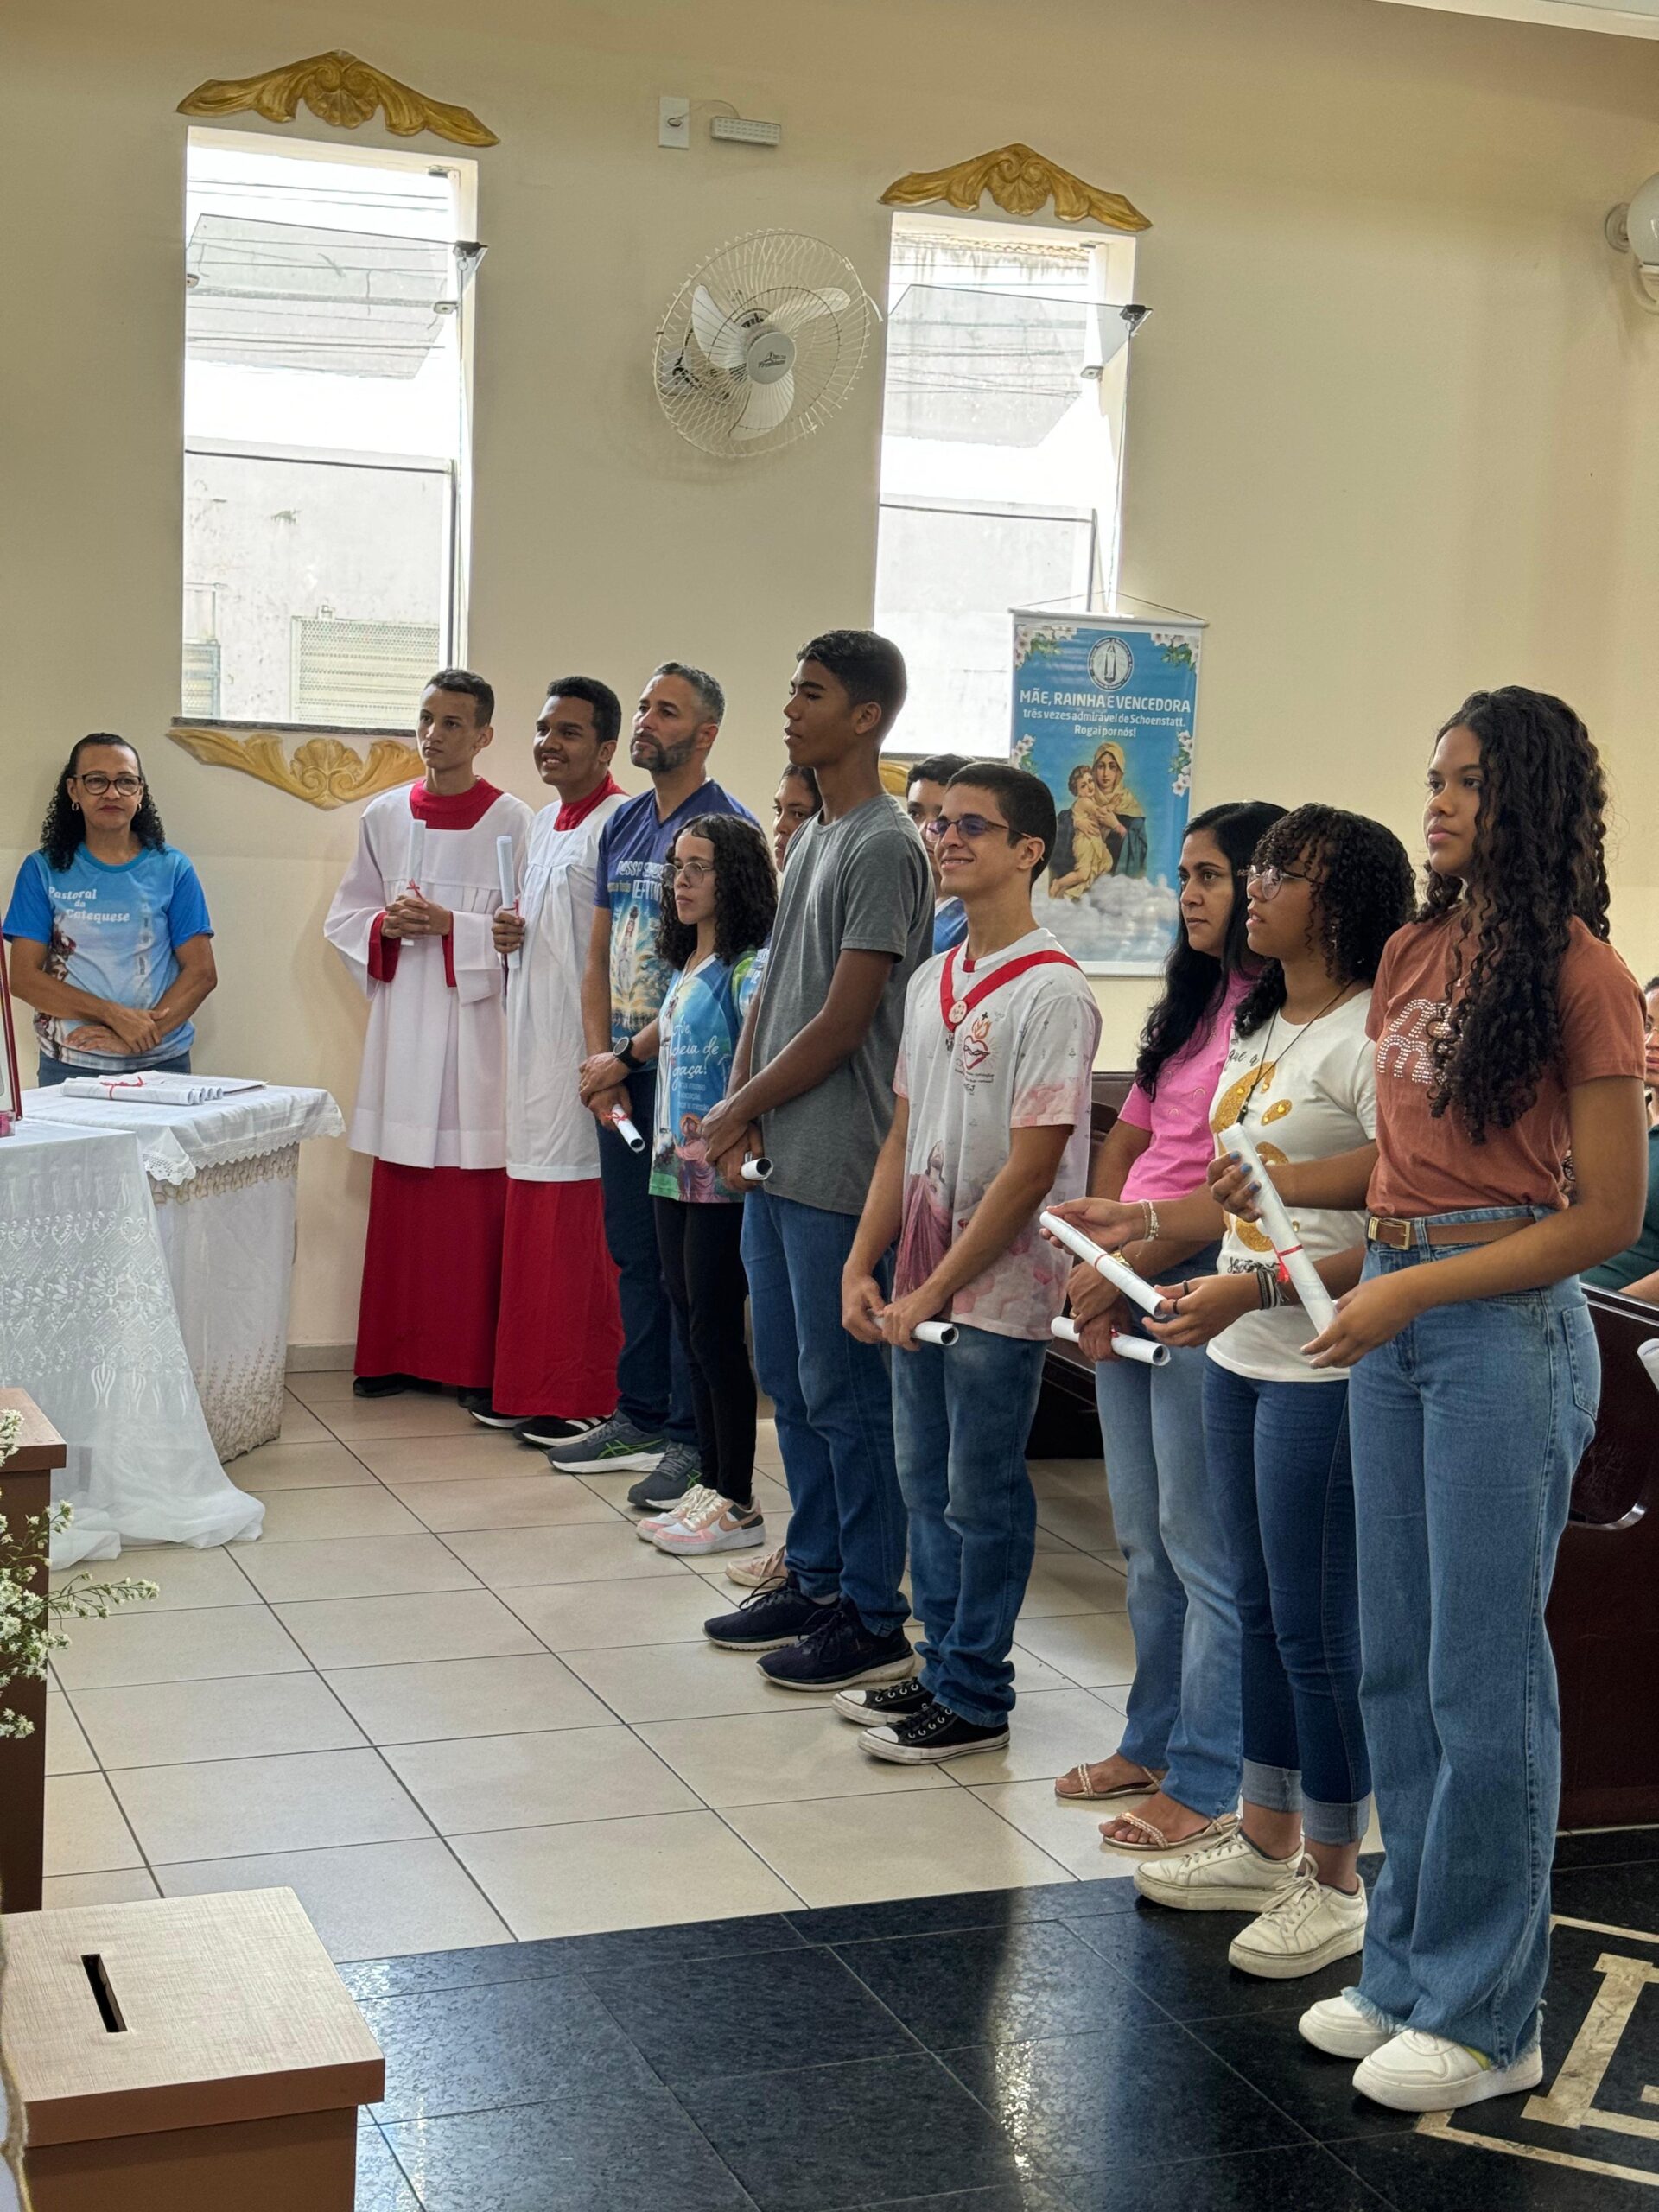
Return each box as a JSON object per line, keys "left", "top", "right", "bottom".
{"left": 1117, "top": 970, "right": 1250, "bottom": 1205}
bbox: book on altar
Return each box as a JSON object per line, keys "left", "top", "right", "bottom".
{"left": 58, "top": 1074, "right": 266, "bottom": 1106}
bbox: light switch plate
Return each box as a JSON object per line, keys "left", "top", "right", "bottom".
{"left": 658, "top": 95, "right": 690, "bottom": 149}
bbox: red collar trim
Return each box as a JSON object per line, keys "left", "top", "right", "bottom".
{"left": 409, "top": 779, "right": 502, "bottom": 831}
{"left": 555, "top": 773, "right": 623, "bottom": 833}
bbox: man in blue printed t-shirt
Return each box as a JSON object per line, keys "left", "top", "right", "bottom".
{"left": 564, "top": 663, "right": 756, "bottom": 1510}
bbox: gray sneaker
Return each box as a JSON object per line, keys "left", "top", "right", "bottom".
{"left": 548, "top": 1414, "right": 666, "bottom": 1473}
{"left": 629, "top": 1441, "right": 702, "bottom": 1511}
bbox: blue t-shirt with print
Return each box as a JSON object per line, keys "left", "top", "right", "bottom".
{"left": 649, "top": 949, "right": 766, "bottom": 1204}
{"left": 932, "top": 899, "right": 969, "bottom": 954}
{"left": 3, "top": 844, "right": 213, "bottom": 1070}
{"left": 593, "top": 780, "right": 755, "bottom": 1052}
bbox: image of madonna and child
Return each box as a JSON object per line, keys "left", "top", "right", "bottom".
{"left": 1047, "top": 740, "right": 1148, "bottom": 899}
{"left": 635, "top": 811, "right": 778, "bottom": 1557}
{"left": 1046, "top": 686, "right": 1648, "bottom": 2116}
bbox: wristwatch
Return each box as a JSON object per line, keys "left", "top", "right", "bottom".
{"left": 614, "top": 1035, "right": 640, "bottom": 1071}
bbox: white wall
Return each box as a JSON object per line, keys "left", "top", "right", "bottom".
{"left": 5, "top": 0, "right": 1657, "bottom": 1346}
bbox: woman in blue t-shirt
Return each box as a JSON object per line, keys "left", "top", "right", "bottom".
{"left": 635, "top": 814, "right": 776, "bottom": 1557}
{"left": 4, "top": 734, "right": 216, "bottom": 1084}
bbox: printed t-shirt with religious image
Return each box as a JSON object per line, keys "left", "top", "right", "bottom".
{"left": 3, "top": 844, "right": 213, "bottom": 1070}
{"left": 752, "top": 796, "right": 933, "bottom": 1217}
{"left": 893, "top": 928, "right": 1102, "bottom": 1341}
{"left": 593, "top": 780, "right": 755, "bottom": 1053}
{"left": 1207, "top": 990, "right": 1376, "bottom": 1384}
{"left": 650, "top": 949, "right": 766, "bottom": 1204}
{"left": 1366, "top": 914, "right": 1647, "bottom": 1217}
{"left": 1117, "top": 969, "right": 1254, "bottom": 1206}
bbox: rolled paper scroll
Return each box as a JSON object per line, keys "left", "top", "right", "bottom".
{"left": 912, "top": 1319, "right": 959, "bottom": 1346}
{"left": 404, "top": 819, "right": 427, "bottom": 897}
{"left": 1050, "top": 1314, "right": 1169, "bottom": 1367}
{"left": 609, "top": 1107, "right": 646, "bottom": 1154}
{"left": 495, "top": 834, "right": 521, "bottom": 970}
{"left": 1217, "top": 1126, "right": 1338, "bottom": 1334}
{"left": 740, "top": 1155, "right": 774, "bottom": 1184}
{"left": 1038, "top": 1209, "right": 1166, "bottom": 1318}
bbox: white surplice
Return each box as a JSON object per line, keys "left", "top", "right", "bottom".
{"left": 505, "top": 787, "right": 626, "bottom": 1182}
{"left": 326, "top": 779, "right": 531, "bottom": 1168}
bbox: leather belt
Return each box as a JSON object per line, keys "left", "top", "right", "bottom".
{"left": 1366, "top": 1214, "right": 1530, "bottom": 1250}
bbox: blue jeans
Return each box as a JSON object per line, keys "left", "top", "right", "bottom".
{"left": 596, "top": 1066, "right": 696, "bottom": 1449}
{"left": 1204, "top": 1360, "right": 1370, "bottom": 1845}
{"left": 1094, "top": 1242, "right": 1242, "bottom": 1820}
{"left": 741, "top": 1188, "right": 907, "bottom": 1636}
{"left": 893, "top": 1325, "right": 1047, "bottom": 1724}
{"left": 36, "top": 1050, "right": 191, "bottom": 1087}
{"left": 1347, "top": 1213, "right": 1599, "bottom": 2065}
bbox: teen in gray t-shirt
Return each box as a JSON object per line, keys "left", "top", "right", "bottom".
{"left": 753, "top": 797, "right": 932, "bottom": 1216}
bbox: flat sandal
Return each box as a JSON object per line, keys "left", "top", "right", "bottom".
{"left": 1053, "top": 1759, "right": 1166, "bottom": 1803}
{"left": 1097, "top": 1809, "right": 1239, "bottom": 1858}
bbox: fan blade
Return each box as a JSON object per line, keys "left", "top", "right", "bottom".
{"left": 771, "top": 288, "right": 851, "bottom": 335}
{"left": 732, "top": 367, "right": 796, "bottom": 439}
{"left": 690, "top": 286, "right": 747, "bottom": 370}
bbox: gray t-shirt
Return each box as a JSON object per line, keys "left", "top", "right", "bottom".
{"left": 751, "top": 794, "right": 933, "bottom": 1215}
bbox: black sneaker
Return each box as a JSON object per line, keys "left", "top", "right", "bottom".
{"left": 456, "top": 1388, "right": 493, "bottom": 1414}
{"left": 758, "top": 1600, "right": 916, "bottom": 1693}
{"left": 466, "top": 1399, "right": 526, "bottom": 1430}
{"left": 352, "top": 1373, "right": 441, "bottom": 1400}
{"left": 514, "top": 1414, "right": 607, "bottom": 1449}
{"left": 628, "top": 1442, "right": 702, "bottom": 1511}
{"left": 703, "top": 1575, "right": 830, "bottom": 1652}
{"left": 834, "top": 1678, "right": 936, "bottom": 1728}
{"left": 861, "top": 1703, "right": 1010, "bottom": 1764}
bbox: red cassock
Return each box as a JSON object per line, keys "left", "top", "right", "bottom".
{"left": 490, "top": 1179, "right": 622, "bottom": 1416}
{"left": 353, "top": 1160, "right": 509, "bottom": 1389}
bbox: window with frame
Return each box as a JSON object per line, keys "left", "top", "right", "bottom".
{"left": 874, "top": 212, "right": 1139, "bottom": 757}
{"left": 181, "top": 130, "right": 478, "bottom": 731}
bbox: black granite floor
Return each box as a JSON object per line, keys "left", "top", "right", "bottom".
{"left": 344, "top": 1827, "right": 1659, "bottom": 2212}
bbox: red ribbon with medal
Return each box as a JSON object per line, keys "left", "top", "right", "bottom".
{"left": 939, "top": 942, "right": 1081, "bottom": 1051}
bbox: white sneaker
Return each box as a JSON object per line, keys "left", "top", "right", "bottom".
{"left": 727, "top": 1543, "right": 787, "bottom": 1592}
{"left": 652, "top": 1497, "right": 766, "bottom": 1555}
{"left": 1229, "top": 1871, "right": 1367, "bottom": 1979}
{"left": 636, "top": 1484, "right": 718, "bottom": 1542}
{"left": 1354, "top": 2028, "right": 1543, "bottom": 2113}
{"left": 1134, "top": 1828, "right": 1306, "bottom": 1912}
{"left": 1299, "top": 1992, "right": 1397, "bottom": 2059}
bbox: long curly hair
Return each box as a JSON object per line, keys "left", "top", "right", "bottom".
{"left": 41, "top": 735, "right": 167, "bottom": 870}
{"left": 656, "top": 814, "right": 778, "bottom": 971}
{"left": 1421, "top": 688, "right": 1611, "bottom": 1141}
{"left": 1135, "top": 801, "right": 1287, "bottom": 1094}
{"left": 1236, "top": 806, "right": 1415, "bottom": 1036}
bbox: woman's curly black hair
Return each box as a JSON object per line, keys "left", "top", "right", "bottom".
{"left": 41, "top": 735, "right": 167, "bottom": 870}
{"left": 1421, "top": 688, "right": 1611, "bottom": 1142}
{"left": 656, "top": 813, "right": 778, "bottom": 972}
{"left": 1235, "top": 805, "right": 1415, "bottom": 1037}
{"left": 1135, "top": 800, "right": 1287, "bottom": 1095}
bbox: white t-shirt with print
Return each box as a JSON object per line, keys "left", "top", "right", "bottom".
{"left": 1206, "top": 990, "right": 1376, "bottom": 1384}
{"left": 893, "top": 926, "right": 1103, "bottom": 1342}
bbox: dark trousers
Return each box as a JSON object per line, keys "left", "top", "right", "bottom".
{"left": 652, "top": 1196, "right": 755, "bottom": 1508}
{"left": 596, "top": 1065, "right": 696, "bottom": 1449}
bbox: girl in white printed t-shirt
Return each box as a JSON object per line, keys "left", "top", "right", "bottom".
{"left": 1121, "top": 810, "right": 1417, "bottom": 1980}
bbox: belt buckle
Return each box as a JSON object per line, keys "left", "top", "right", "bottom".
{"left": 1368, "top": 1216, "right": 1411, "bottom": 1250}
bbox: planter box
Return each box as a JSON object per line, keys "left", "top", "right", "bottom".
{"left": 5, "top": 1888, "right": 384, "bottom": 2211}
{"left": 0, "top": 1389, "right": 63, "bottom": 1915}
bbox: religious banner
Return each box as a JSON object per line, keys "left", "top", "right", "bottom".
{"left": 1010, "top": 602, "right": 1205, "bottom": 975}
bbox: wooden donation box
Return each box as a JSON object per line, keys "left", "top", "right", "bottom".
{"left": 5, "top": 1888, "right": 384, "bottom": 2211}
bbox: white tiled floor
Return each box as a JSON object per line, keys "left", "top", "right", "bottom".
{"left": 42, "top": 1377, "right": 1149, "bottom": 1957}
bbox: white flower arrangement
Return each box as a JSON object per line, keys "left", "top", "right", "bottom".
{"left": 0, "top": 1412, "right": 156, "bottom": 1740}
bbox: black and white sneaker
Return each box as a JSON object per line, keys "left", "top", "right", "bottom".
{"left": 466, "top": 1399, "right": 526, "bottom": 1430}
{"left": 514, "top": 1414, "right": 607, "bottom": 1449}
{"left": 702, "top": 1575, "right": 828, "bottom": 1652}
{"left": 629, "top": 1442, "right": 702, "bottom": 1512}
{"left": 835, "top": 1679, "right": 936, "bottom": 1728}
{"left": 861, "top": 1703, "right": 1010, "bottom": 1764}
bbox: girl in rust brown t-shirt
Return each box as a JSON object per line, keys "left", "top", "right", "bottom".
{"left": 1287, "top": 689, "right": 1646, "bottom": 2115}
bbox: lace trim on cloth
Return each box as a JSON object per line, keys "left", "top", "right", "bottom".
{"left": 149, "top": 1144, "right": 300, "bottom": 1206}
{"left": 195, "top": 1339, "right": 289, "bottom": 1462}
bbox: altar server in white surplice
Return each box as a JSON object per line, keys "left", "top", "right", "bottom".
{"left": 475, "top": 677, "right": 627, "bottom": 1444}
{"left": 325, "top": 669, "right": 531, "bottom": 1399}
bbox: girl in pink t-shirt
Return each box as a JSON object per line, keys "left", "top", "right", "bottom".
{"left": 1048, "top": 800, "right": 1284, "bottom": 1820}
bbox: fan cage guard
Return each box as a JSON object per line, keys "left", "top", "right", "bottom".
{"left": 654, "top": 229, "right": 877, "bottom": 457}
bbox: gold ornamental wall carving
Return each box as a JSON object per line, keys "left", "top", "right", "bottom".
{"left": 880, "top": 143, "right": 1148, "bottom": 232}
{"left": 177, "top": 49, "right": 499, "bottom": 148}
{"left": 168, "top": 727, "right": 423, "bottom": 810}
